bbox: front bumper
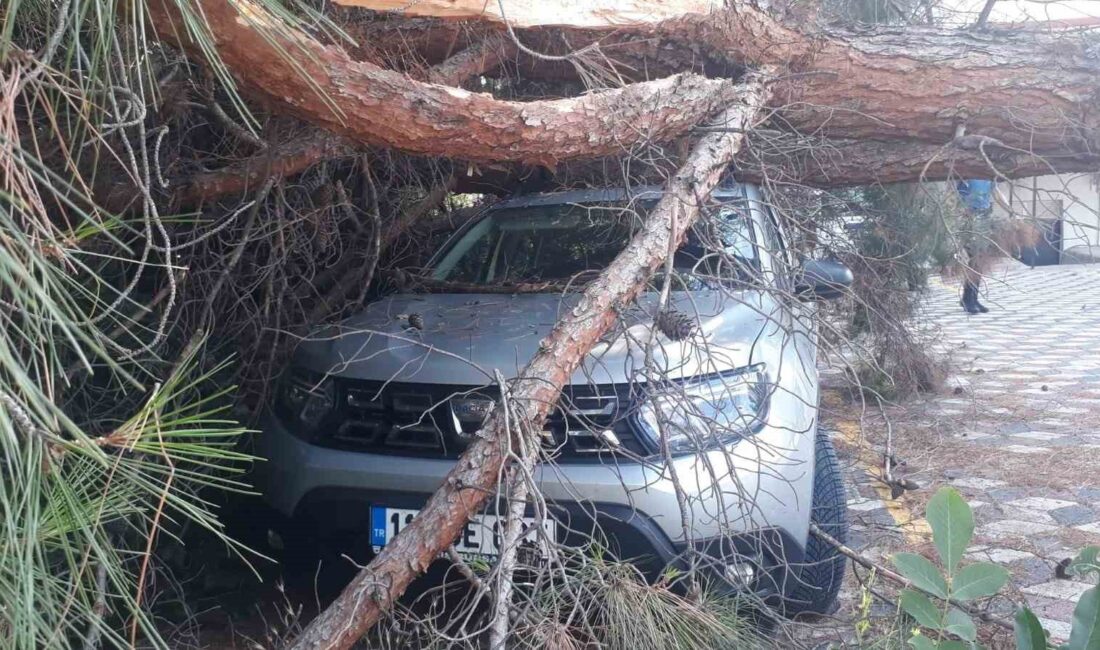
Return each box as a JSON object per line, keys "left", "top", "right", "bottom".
{"left": 253, "top": 407, "right": 815, "bottom": 594}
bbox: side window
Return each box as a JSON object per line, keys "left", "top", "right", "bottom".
{"left": 713, "top": 204, "right": 757, "bottom": 262}
{"left": 758, "top": 202, "right": 792, "bottom": 288}
{"left": 687, "top": 200, "right": 761, "bottom": 288}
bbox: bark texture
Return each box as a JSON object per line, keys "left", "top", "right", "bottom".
{"left": 736, "top": 132, "right": 1100, "bottom": 187}
{"left": 448, "top": 133, "right": 1100, "bottom": 194}
{"left": 146, "top": 0, "right": 740, "bottom": 167}
{"left": 335, "top": 3, "right": 1100, "bottom": 166}
{"left": 286, "top": 73, "right": 773, "bottom": 650}
{"left": 426, "top": 34, "right": 517, "bottom": 86}
{"left": 176, "top": 132, "right": 355, "bottom": 205}
{"left": 687, "top": 15, "right": 1100, "bottom": 156}
{"left": 330, "top": 0, "right": 717, "bottom": 28}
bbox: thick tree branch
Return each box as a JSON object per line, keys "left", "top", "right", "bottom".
{"left": 338, "top": 1, "right": 1100, "bottom": 162}
{"left": 173, "top": 35, "right": 511, "bottom": 206}
{"left": 286, "top": 72, "right": 773, "bottom": 650}
{"left": 331, "top": 0, "right": 718, "bottom": 28}
{"left": 427, "top": 33, "right": 516, "bottom": 86}
{"left": 146, "top": 0, "right": 741, "bottom": 166}
{"left": 448, "top": 132, "right": 1100, "bottom": 194}
{"left": 735, "top": 131, "right": 1100, "bottom": 187}
{"left": 176, "top": 131, "right": 354, "bottom": 205}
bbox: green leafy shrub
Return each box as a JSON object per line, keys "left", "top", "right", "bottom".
{"left": 895, "top": 487, "right": 1100, "bottom": 650}
{"left": 892, "top": 487, "right": 1008, "bottom": 649}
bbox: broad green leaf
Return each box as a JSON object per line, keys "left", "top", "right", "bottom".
{"left": 895, "top": 552, "right": 950, "bottom": 598}
{"left": 944, "top": 608, "right": 977, "bottom": 642}
{"left": 902, "top": 589, "right": 944, "bottom": 629}
{"left": 1015, "top": 607, "right": 1048, "bottom": 650}
{"left": 927, "top": 487, "right": 974, "bottom": 577}
{"left": 936, "top": 642, "right": 971, "bottom": 650}
{"left": 1070, "top": 547, "right": 1100, "bottom": 580}
{"left": 909, "top": 634, "right": 937, "bottom": 650}
{"left": 1066, "top": 585, "right": 1100, "bottom": 650}
{"left": 951, "top": 562, "right": 1009, "bottom": 601}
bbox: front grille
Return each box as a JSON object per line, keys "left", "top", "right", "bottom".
{"left": 313, "top": 380, "right": 649, "bottom": 460}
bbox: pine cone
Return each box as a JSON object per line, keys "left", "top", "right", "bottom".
{"left": 655, "top": 309, "right": 695, "bottom": 341}
{"left": 407, "top": 312, "right": 424, "bottom": 330}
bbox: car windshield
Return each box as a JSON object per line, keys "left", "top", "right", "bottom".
{"left": 431, "top": 199, "right": 758, "bottom": 289}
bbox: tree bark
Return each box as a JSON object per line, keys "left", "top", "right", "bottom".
{"left": 286, "top": 72, "right": 773, "bottom": 650}
{"left": 449, "top": 133, "right": 1100, "bottom": 194}
{"left": 172, "top": 37, "right": 510, "bottom": 206}
{"left": 735, "top": 131, "right": 1100, "bottom": 187}
{"left": 331, "top": 0, "right": 717, "bottom": 28}
{"left": 175, "top": 132, "right": 355, "bottom": 206}
{"left": 332, "top": 3, "right": 1100, "bottom": 165}
{"left": 427, "top": 34, "right": 516, "bottom": 86}
{"left": 146, "top": 0, "right": 740, "bottom": 167}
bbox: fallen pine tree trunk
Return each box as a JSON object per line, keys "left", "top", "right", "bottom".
{"left": 147, "top": 0, "right": 1099, "bottom": 175}
{"left": 145, "top": 0, "right": 740, "bottom": 167}
{"left": 166, "top": 123, "right": 1100, "bottom": 209}
{"left": 446, "top": 132, "right": 1100, "bottom": 194}
{"left": 327, "top": 0, "right": 1100, "bottom": 167}
{"left": 286, "top": 71, "right": 773, "bottom": 650}
{"left": 332, "top": 0, "right": 718, "bottom": 28}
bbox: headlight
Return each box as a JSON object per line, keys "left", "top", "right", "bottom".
{"left": 275, "top": 369, "right": 336, "bottom": 436}
{"left": 635, "top": 364, "right": 770, "bottom": 454}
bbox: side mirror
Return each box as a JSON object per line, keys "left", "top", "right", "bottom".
{"left": 795, "top": 259, "right": 853, "bottom": 301}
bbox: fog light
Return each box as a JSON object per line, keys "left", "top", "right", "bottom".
{"left": 267, "top": 528, "right": 285, "bottom": 551}
{"left": 596, "top": 428, "right": 621, "bottom": 448}
{"left": 723, "top": 561, "right": 757, "bottom": 586}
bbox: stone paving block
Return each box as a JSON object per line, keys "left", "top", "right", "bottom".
{"left": 995, "top": 506, "right": 1059, "bottom": 525}
{"left": 980, "top": 519, "right": 1060, "bottom": 539}
{"left": 1021, "top": 580, "right": 1095, "bottom": 601}
{"left": 951, "top": 477, "right": 1006, "bottom": 491}
{"left": 847, "top": 498, "right": 888, "bottom": 512}
{"left": 1037, "top": 618, "right": 1073, "bottom": 643}
{"left": 964, "top": 547, "right": 1035, "bottom": 563}
{"left": 1007, "top": 497, "right": 1079, "bottom": 511}
{"left": 1011, "top": 431, "right": 1065, "bottom": 441}
{"left": 1049, "top": 504, "right": 1097, "bottom": 526}
{"left": 1052, "top": 406, "right": 1090, "bottom": 415}
{"left": 987, "top": 487, "right": 1028, "bottom": 502}
{"left": 1002, "top": 444, "right": 1053, "bottom": 454}
{"left": 1076, "top": 522, "right": 1100, "bottom": 536}
{"left": 867, "top": 508, "right": 902, "bottom": 528}
{"left": 1014, "top": 557, "right": 1061, "bottom": 587}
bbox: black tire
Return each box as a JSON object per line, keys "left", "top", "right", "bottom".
{"left": 784, "top": 427, "right": 849, "bottom": 617}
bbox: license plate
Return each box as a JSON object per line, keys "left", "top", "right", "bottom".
{"left": 370, "top": 506, "right": 556, "bottom": 558}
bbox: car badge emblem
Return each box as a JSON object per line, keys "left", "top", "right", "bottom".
{"left": 449, "top": 398, "right": 494, "bottom": 438}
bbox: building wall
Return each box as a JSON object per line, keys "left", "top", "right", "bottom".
{"left": 993, "top": 174, "right": 1100, "bottom": 254}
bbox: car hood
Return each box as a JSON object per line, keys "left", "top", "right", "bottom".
{"left": 294, "top": 291, "right": 780, "bottom": 386}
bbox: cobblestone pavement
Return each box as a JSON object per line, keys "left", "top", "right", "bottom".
{"left": 834, "top": 261, "right": 1100, "bottom": 641}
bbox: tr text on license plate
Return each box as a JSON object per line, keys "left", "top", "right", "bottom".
{"left": 370, "top": 506, "right": 555, "bottom": 558}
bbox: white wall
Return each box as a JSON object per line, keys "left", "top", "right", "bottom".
{"left": 993, "top": 173, "right": 1100, "bottom": 253}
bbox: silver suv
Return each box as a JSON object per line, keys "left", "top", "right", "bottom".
{"left": 255, "top": 185, "right": 853, "bottom": 614}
